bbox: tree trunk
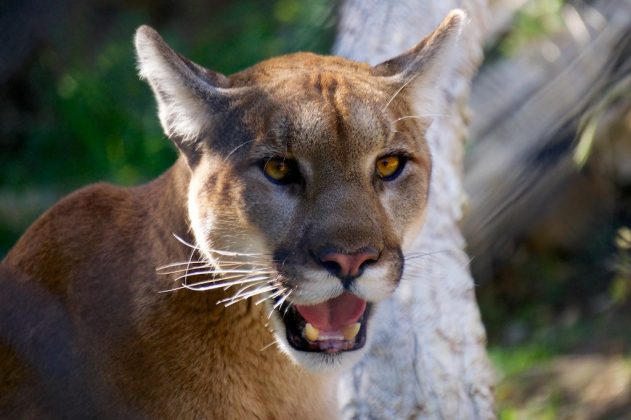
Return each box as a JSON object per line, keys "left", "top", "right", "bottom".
{"left": 333, "top": 1, "right": 495, "bottom": 418}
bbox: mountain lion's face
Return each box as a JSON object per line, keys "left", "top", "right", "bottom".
{"left": 136, "top": 12, "right": 462, "bottom": 371}
{"left": 187, "top": 57, "right": 430, "bottom": 369}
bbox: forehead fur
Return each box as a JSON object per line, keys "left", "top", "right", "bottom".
{"left": 230, "top": 52, "right": 376, "bottom": 86}
{"left": 225, "top": 53, "right": 418, "bottom": 160}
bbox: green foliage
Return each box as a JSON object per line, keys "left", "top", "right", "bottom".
{"left": 575, "top": 75, "right": 631, "bottom": 169}
{"left": 492, "top": 343, "right": 560, "bottom": 419}
{"left": 0, "top": 1, "right": 336, "bottom": 255}
{"left": 499, "top": 0, "right": 565, "bottom": 57}
{"left": 179, "top": 0, "right": 335, "bottom": 74}
{"left": 491, "top": 344, "right": 554, "bottom": 378}
{"left": 2, "top": 1, "right": 335, "bottom": 189}
{"left": 611, "top": 227, "right": 631, "bottom": 304}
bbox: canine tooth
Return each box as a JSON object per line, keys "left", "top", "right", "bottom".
{"left": 304, "top": 323, "right": 320, "bottom": 341}
{"left": 342, "top": 323, "right": 361, "bottom": 340}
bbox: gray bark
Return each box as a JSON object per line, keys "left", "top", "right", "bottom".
{"left": 334, "top": 1, "right": 495, "bottom": 418}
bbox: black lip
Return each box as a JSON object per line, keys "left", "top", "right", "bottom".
{"left": 275, "top": 298, "right": 372, "bottom": 353}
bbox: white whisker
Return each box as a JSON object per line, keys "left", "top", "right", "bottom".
{"left": 157, "top": 264, "right": 212, "bottom": 275}
{"left": 174, "top": 269, "right": 275, "bottom": 282}
{"left": 269, "top": 288, "right": 294, "bottom": 319}
{"left": 159, "top": 275, "right": 270, "bottom": 293}
{"left": 213, "top": 260, "right": 269, "bottom": 266}
{"left": 193, "top": 275, "right": 271, "bottom": 289}
{"left": 207, "top": 272, "right": 268, "bottom": 283}
{"left": 259, "top": 340, "right": 277, "bottom": 352}
{"left": 382, "top": 74, "right": 420, "bottom": 112}
{"left": 171, "top": 233, "right": 271, "bottom": 258}
{"left": 273, "top": 289, "right": 292, "bottom": 310}
{"left": 207, "top": 248, "right": 272, "bottom": 258}
{"left": 255, "top": 287, "right": 287, "bottom": 305}
{"left": 222, "top": 285, "right": 278, "bottom": 306}
{"left": 158, "top": 235, "right": 282, "bottom": 310}
{"left": 404, "top": 249, "right": 447, "bottom": 260}
{"left": 161, "top": 260, "right": 270, "bottom": 276}
{"left": 156, "top": 261, "right": 208, "bottom": 271}
{"left": 178, "top": 246, "right": 199, "bottom": 287}
{"left": 218, "top": 280, "right": 275, "bottom": 304}
{"left": 172, "top": 233, "right": 199, "bottom": 250}
{"left": 224, "top": 140, "right": 255, "bottom": 162}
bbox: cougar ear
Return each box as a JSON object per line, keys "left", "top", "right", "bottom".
{"left": 372, "top": 9, "right": 466, "bottom": 113}
{"left": 134, "top": 25, "right": 232, "bottom": 157}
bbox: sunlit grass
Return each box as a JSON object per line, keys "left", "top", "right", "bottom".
{"left": 490, "top": 309, "right": 631, "bottom": 419}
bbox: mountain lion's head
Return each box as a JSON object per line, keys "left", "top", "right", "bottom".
{"left": 135, "top": 11, "right": 464, "bottom": 371}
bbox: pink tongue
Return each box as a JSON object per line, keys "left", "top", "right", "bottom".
{"left": 295, "top": 293, "right": 367, "bottom": 332}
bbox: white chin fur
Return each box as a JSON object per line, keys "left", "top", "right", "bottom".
{"left": 269, "top": 305, "right": 372, "bottom": 373}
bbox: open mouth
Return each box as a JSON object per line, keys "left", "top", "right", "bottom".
{"left": 276, "top": 292, "right": 371, "bottom": 353}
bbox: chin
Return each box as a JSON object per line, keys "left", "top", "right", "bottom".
{"left": 278, "top": 341, "right": 369, "bottom": 373}
{"left": 268, "top": 293, "right": 379, "bottom": 373}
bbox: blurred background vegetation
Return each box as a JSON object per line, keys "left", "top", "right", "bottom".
{"left": 0, "top": 0, "right": 336, "bottom": 253}
{"left": 1, "top": 0, "right": 629, "bottom": 418}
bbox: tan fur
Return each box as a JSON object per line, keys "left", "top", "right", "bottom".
{"left": 0, "top": 11, "right": 464, "bottom": 419}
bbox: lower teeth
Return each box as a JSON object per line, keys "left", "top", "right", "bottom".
{"left": 303, "top": 322, "right": 361, "bottom": 342}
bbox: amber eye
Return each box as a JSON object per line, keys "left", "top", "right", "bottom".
{"left": 264, "top": 159, "right": 289, "bottom": 180}
{"left": 262, "top": 158, "right": 299, "bottom": 185}
{"left": 376, "top": 155, "right": 405, "bottom": 180}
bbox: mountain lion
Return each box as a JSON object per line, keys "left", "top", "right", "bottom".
{"left": 0, "top": 10, "right": 465, "bottom": 419}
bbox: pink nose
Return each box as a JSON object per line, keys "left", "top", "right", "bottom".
{"left": 319, "top": 249, "right": 380, "bottom": 278}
